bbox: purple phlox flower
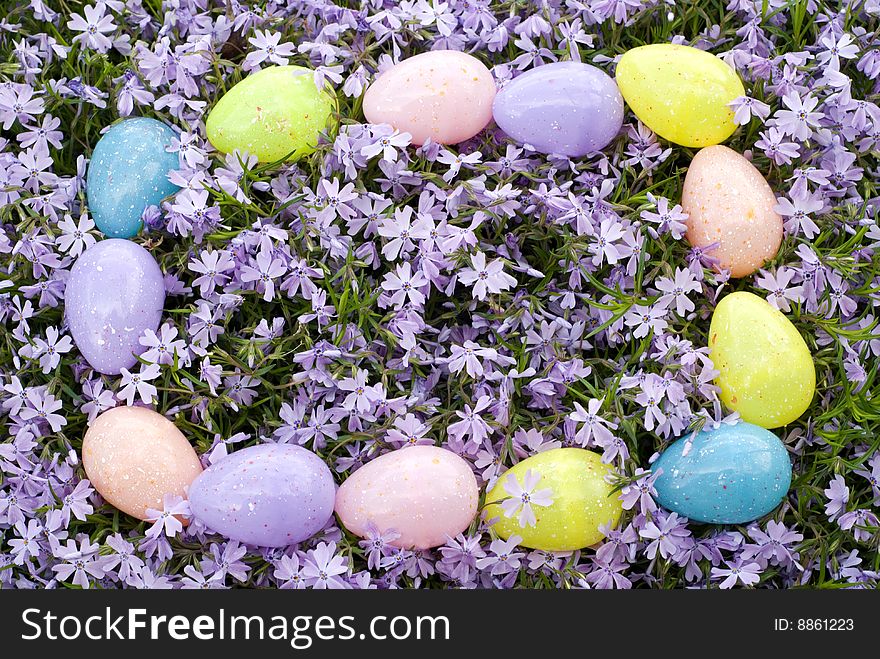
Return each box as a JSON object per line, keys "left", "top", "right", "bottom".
{"left": 204, "top": 541, "right": 251, "bottom": 583}
{"left": 447, "top": 395, "right": 493, "bottom": 451}
{"left": 223, "top": 372, "right": 260, "bottom": 412}
{"left": 117, "top": 363, "right": 161, "bottom": 405}
{"left": 570, "top": 399, "right": 618, "bottom": 448}
{"left": 773, "top": 91, "right": 825, "bottom": 141}
{"left": 586, "top": 555, "right": 633, "bottom": 589}
{"left": 755, "top": 267, "right": 805, "bottom": 311}
{"left": 302, "top": 541, "right": 350, "bottom": 589}
{"left": 838, "top": 509, "right": 880, "bottom": 543}
{"left": 824, "top": 474, "right": 849, "bottom": 521}
{"left": 633, "top": 374, "right": 668, "bottom": 432}
{"left": 359, "top": 523, "right": 401, "bottom": 571}
{"left": 458, "top": 251, "right": 517, "bottom": 300}
{"left": 437, "top": 533, "right": 486, "bottom": 585}
{"left": 139, "top": 323, "right": 189, "bottom": 366}
{"left": 511, "top": 427, "right": 561, "bottom": 459}
{"left": 338, "top": 369, "right": 383, "bottom": 414}
{"left": 244, "top": 29, "right": 297, "bottom": 69}
{"left": 385, "top": 413, "right": 432, "bottom": 449}
{"left": 624, "top": 300, "right": 670, "bottom": 340}
{"left": 854, "top": 456, "right": 880, "bottom": 504}
{"left": 436, "top": 148, "right": 482, "bottom": 182}
{"left": 711, "top": 558, "right": 762, "bottom": 589}
{"left": 498, "top": 469, "right": 554, "bottom": 528}
{"left": 589, "top": 218, "right": 626, "bottom": 266}
{"left": 61, "top": 479, "right": 94, "bottom": 525}
{"left": 640, "top": 193, "right": 688, "bottom": 240}
{"left": 52, "top": 537, "right": 107, "bottom": 589}
{"left": 189, "top": 249, "right": 235, "bottom": 296}
{"left": 55, "top": 213, "right": 96, "bottom": 256}
{"left": 360, "top": 128, "right": 412, "bottom": 163}
{"left": 9, "top": 519, "right": 42, "bottom": 565}
{"left": 655, "top": 267, "right": 700, "bottom": 316}
{"left": 274, "top": 552, "right": 307, "bottom": 589}
{"left": 31, "top": 326, "right": 73, "bottom": 373}
{"left": 180, "top": 565, "right": 227, "bottom": 590}
{"left": 729, "top": 95, "right": 771, "bottom": 125}
{"left": 474, "top": 536, "right": 524, "bottom": 576}
{"left": 743, "top": 520, "right": 804, "bottom": 568}
{"left": 755, "top": 126, "right": 800, "bottom": 166}
{"left": 381, "top": 261, "right": 428, "bottom": 309}
{"left": 145, "top": 494, "right": 191, "bottom": 538}
{"left": 20, "top": 388, "right": 67, "bottom": 432}
{"left": 639, "top": 511, "right": 691, "bottom": 560}
{"left": 240, "top": 247, "right": 287, "bottom": 302}
{"left": 448, "top": 341, "right": 506, "bottom": 379}
{"left": 103, "top": 534, "right": 145, "bottom": 586}
{"left": 775, "top": 190, "right": 823, "bottom": 239}
{"left": 818, "top": 32, "right": 859, "bottom": 66}
{"left": 378, "top": 206, "right": 429, "bottom": 261}
{"left": 0, "top": 85, "right": 44, "bottom": 130}
{"left": 67, "top": 3, "right": 117, "bottom": 53}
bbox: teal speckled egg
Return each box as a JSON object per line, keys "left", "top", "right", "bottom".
{"left": 86, "top": 117, "right": 180, "bottom": 239}
{"left": 653, "top": 422, "right": 792, "bottom": 524}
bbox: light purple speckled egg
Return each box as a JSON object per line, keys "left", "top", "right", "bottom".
{"left": 188, "top": 444, "right": 336, "bottom": 548}
{"left": 65, "top": 239, "right": 165, "bottom": 375}
{"left": 492, "top": 61, "right": 623, "bottom": 157}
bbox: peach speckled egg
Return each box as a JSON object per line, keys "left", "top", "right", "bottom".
{"left": 363, "top": 50, "right": 496, "bottom": 146}
{"left": 82, "top": 406, "right": 202, "bottom": 521}
{"left": 335, "top": 445, "right": 479, "bottom": 549}
{"left": 682, "top": 145, "right": 783, "bottom": 278}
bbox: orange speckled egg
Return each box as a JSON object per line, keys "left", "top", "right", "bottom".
{"left": 82, "top": 406, "right": 202, "bottom": 521}
{"left": 682, "top": 145, "right": 783, "bottom": 278}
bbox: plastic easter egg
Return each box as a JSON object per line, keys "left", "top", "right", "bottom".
{"left": 86, "top": 117, "right": 180, "bottom": 239}
{"left": 485, "top": 448, "right": 621, "bottom": 551}
{"left": 83, "top": 407, "right": 202, "bottom": 521}
{"left": 188, "top": 444, "right": 336, "bottom": 548}
{"left": 710, "top": 291, "right": 815, "bottom": 428}
{"left": 206, "top": 65, "right": 337, "bottom": 163}
{"left": 653, "top": 422, "right": 792, "bottom": 524}
{"left": 683, "top": 145, "right": 783, "bottom": 277}
{"left": 492, "top": 61, "right": 624, "bottom": 156}
{"left": 65, "top": 239, "right": 165, "bottom": 375}
{"left": 615, "top": 43, "right": 744, "bottom": 147}
{"left": 363, "top": 50, "right": 496, "bottom": 146}
{"left": 335, "top": 445, "right": 479, "bottom": 550}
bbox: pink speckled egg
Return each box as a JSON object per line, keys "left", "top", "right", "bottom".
{"left": 82, "top": 406, "right": 202, "bottom": 521}
{"left": 363, "top": 50, "right": 496, "bottom": 146}
{"left": 335, "top": 445, "right": 479, "bottom": 549}
{"left": 682, "top": 145, "right": 783, "bottom": 278}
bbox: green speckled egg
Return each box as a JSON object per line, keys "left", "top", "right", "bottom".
{"left": 206, "top": 65, "right": 336, "bottom": 163}
{"left": 485, "top": 448, "right": 621, "bottom": 551}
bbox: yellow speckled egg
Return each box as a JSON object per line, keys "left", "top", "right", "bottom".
{"left": 710, "top": 292, "right": 815, "bottom": 428}
{"left": 615, "top": 43, "right": 744, "bottom": 147}
{"left": 484, "top": 448, "right": 621, "bottom": 551}
{"left": 82, "top": 406, "right": 203, "bottom": 520}
{"left": 683, "top": 145, "right": 783, "bottom": 278}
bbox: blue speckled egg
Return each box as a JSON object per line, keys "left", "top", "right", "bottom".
{"left": 653, "top": 422, "right": 792, "bottom": 524}
{"left": 86, "top": 118, "right": 180, "bottom": 239}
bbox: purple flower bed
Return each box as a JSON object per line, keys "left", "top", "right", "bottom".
{"left": 0, "top": 0, "right": 879, "bottom": 589}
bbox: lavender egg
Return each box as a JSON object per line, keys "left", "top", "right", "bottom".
{"left": 188, "top": 444, "right": 336, "bottom": 548}
{"left": 492, "top": 61, "right": 624, "bottom": 157}
{"left": 65, "top": 239, "right": 165, "bottom": 375}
